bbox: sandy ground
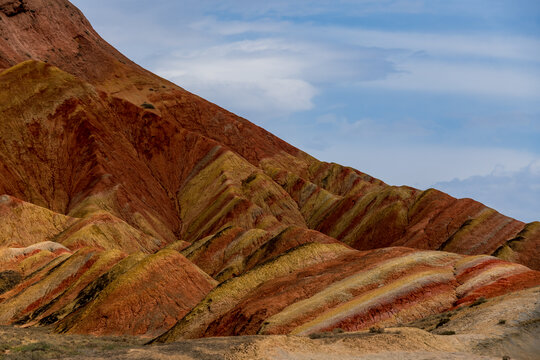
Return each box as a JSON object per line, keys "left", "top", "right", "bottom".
{"left": 0, "top": 287, "right": 538, "bottom": 360}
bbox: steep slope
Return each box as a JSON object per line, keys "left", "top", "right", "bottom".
{"left": 1, "top": 191, "right": 536, "bottom": 341}
{"left": 54, "top": 249, "right": 217, "bottom": 337}
{"left": 0, "top": 247, "right": 120, "bottom": 325}
{"left": 181, "top": 225, "right": 341, "bottom": 282}
{"left": 492, "top": 221, "right": 540, "bottom": 270}
{"left": 0, "top": 60, "right": 180, "bottom": 245}
{"left": 264, "top": 164, "right": 538, "bottom": 269}
{"left": 0, "top": 0, "right": 303, "bottom": 166}
{"left": 0, "top": 0, "right": 538, "bottom": 269}
{"left": 0, "top": 195, "right": 74, "bottom": 247}
{"left": 0, "top": 195, "right": 163, "bottom": 253}
{"left": 0, "top": 243, "right": 217, "bottom": 337}
{"left": 1, "top": 287, "right": 539, "bottom": 359}
{"left": 0, "top": 0, "right": 538, "bottom": 343}
{"left": 0, "top": 59, "right": 312, "bottom": 249}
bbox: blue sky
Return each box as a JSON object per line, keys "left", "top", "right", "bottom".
{"left": 70, "top": 0, "right": 540, "bottom": 222}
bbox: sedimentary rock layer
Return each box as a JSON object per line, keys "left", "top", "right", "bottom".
{"left": 156, "top": 246, "right": 539, "bottom": 342}
{"left": 0, "top": 0, "right": 538, "bottom": 342}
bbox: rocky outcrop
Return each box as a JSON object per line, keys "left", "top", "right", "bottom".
{"left": 0, "top": 0, "right": 28, "bottom": 17}
{"left": 182, "top": 225, "right": 340, "bottom": 281}
{"left": 492, "top": 221, "right": 540, "bottom": 270}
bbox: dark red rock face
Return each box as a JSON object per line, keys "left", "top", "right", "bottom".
{"left": 0, "top": 0, "right": 28, "bottom": 17}
{"left": 0, "top": 0, "right": 538, "bottom": 342}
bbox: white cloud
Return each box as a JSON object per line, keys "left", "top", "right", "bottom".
{"left": 315, "top": 114, "right": 434, "bottom": 139}
{"left": 152, "top": 18, "right": 540, "bottom": 118}
{"left": 155, "top": 39, "right": 319, "bottom": 116}
{"left": 434, "top": 161, "right": 540, "bottom": 222}
{"left": 188, "top": 17, "right": 288, "bottom": 36}
{"left": 71, "top": 0, "right": 540, "bottom": 118}
{"left": 304, "top": 142, "right": 537, "bottom": 190}
{"left": 153, "top": 34, "right": 397, "bottom": 118}
{"left": 364, "top": 59, "right": 540, "bottom": 98}
{"left": 314, "top": 27, "right": 540, "bottom": 98}
{"left": 171, "top": 75, "right": 317, "bottom": 115}
{"left": 338, "top": 28, "right": 540, "bottom": 61}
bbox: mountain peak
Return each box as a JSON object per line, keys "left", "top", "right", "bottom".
{"left": 0, "top": 0, "right": 131, "bottom": 82}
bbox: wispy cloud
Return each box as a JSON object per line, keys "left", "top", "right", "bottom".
{"left": 365, "top": 59, "right": 540, "bottom": 98}
{"left": 337, "top": 28, "right": 540, "bottom": 61}
{"left": 155, "top": 39, "right": 319, "bottom": 115}
{"left": 73, "top": 1, "right": 540, "bottom": 118}
{"left": 434, "top": 161, "right": 540, "bottom": 222}
{"left": 208, "top": 0, "right": 540, "bottom": 19}
{"left": 154, "top": 32, "right": 397, "bottom": 118}
{"left": 151, "top": 16, "right": 540, "bottom": 119}
{"left": 302, "top": 136, "right": 537, "bottom": 189}
{"left": 211, "top": 0, "right": 428, "bottom": 17}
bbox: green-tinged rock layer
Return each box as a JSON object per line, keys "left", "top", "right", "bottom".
{"left": 155, "top": 242, "right": 354, "bottom": 341}
{"left": 55, "top": 249, "right": 216, "bottom": 337}
{"left": 155, "top": 246, "right": 540, "bottom": 342}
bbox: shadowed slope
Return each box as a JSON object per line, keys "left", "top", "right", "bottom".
{"left": 0, "top": 60, "right": 310, "bottom": 252}
{"left": 0, "top": 60, "right": 181, "bottom": 244}
{"left": 492, "top": 222, "right": 540, "bottom": 270}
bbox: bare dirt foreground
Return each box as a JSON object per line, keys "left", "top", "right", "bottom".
{"left": 0, "top": 287, "right": 538, "bottom": 360}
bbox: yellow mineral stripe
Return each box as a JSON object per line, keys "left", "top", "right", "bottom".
{"left": 261, "top": 251, "right": 460, "bottom": 334}
{"left": 291, "top": 268, "right": 454, "bottom": 335}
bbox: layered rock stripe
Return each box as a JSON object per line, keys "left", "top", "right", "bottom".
{"left": 0, "top": 0, "right": 538, "bottom": 342}
{"left": 155, "top": 246, "right": 539, "bottom": 341}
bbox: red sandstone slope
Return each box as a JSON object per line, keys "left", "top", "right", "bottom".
{"left": 0, "top": 0, "right": 537, "bottom": 269}
{"left": 0, "top": 0, "right": 301, "bottom": 166}
{"left": 0, "top": 0, "right": 538, "bottom": 342}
